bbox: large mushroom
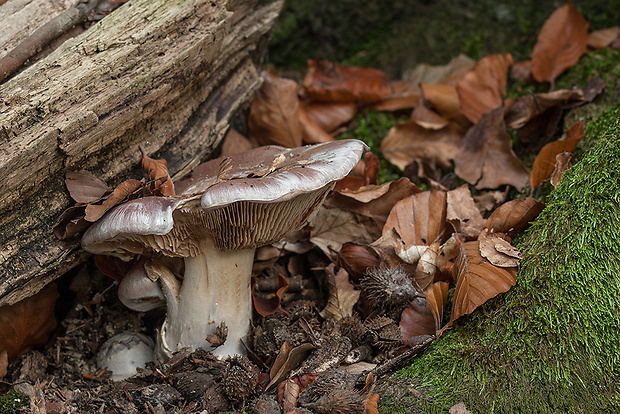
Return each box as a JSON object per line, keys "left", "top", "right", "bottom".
{"left": 82, "top": 140, "right": 367, "bottom": 360}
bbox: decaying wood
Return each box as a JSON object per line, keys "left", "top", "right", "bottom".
{"left": 0, "top": 0, "right": 283, "bottom": 305}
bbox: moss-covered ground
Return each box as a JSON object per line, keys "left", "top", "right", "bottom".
{"left": 386, "top": 102, "right": 620, "bottom": 413}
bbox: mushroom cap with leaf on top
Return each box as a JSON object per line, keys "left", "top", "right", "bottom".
{"left": 81, "top": 139, "right": 369, "bottom": 256}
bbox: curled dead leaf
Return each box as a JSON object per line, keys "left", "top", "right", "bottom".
{"left": 252, "top": 274, "right": 289, "bottom": 317}
{"left": 529, "top": 121, "right": 584, "bottom": 189}
{"left": 587, "top": 26, "right": 620, "bottom": 50}
{"left": 400, "top": 297, "right": 436, "bottom": 345}
{"left": 446, "top": 184, "right": 486, "bottom": 239}
{"left": 140, "top": 147, "right": 175, "bottom": 196}
{"left": 550, "top": 152, "right": 574, "bottom": 188}
{"left": 478, "top": 229, "right": 521, "bottom": 268}
{"left": 65, "top": 170, "right": 110, "bottom": 203}
{"left": 426, "top": 281, "right": 449, "bottom": 332}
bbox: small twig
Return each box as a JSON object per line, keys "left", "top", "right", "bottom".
{"left": 0, "top": 0, "right": 103, "bottom": 83}
{"left": 355, "top": 335, "right": 436, "bottom": 387}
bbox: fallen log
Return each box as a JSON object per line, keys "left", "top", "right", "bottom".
{"left": 0, "top": 0, "right": 283, "bottom": 305}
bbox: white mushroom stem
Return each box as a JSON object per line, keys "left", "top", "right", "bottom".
{"left": 157, "top": 237, "right": 255, "bottom": 360}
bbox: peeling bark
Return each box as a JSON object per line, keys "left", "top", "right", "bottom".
{"left": 0, "top": 0, "right": 282, "bottom": 305}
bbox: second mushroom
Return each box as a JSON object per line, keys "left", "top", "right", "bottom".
{"left": 81, "top": 140, "right": 367, "bottom": 360}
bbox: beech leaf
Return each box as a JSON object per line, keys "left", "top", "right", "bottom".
{"left": 400, "top": 297, "right": 436, "bottom": 345}
{"left": 531, "top": 3, "right": 589, "bottom": 84}
{"left": 0, "top": 284, "right": 58, "bottom": 362}
{"left": 84, "top": 179, "right": 145, "bottom": 222}
{"left": 457, "top": 53, "right": 513, "bottom": 124}
{"left": 454, "top": 106, "right": 528, "bottom": 190}
{"left": 140, "top": 148, "right": 175, "bottom": 196}
{"left": 267, "top": 341, "right": 316, "bottom": 391}
{"left": 381, "top": 120, "right": 463, "bottom": 170}
{"left": 478, "top": 229, "right": 521, "bottom": 268}
{"left": 383, "top": 190, "right": 447, "bottom": 248}
{"left": 309, "top": 207, "right": 373, "bottom": 257}
{"left": 529, "top": 121, "right": 584, "bottom": 189}
{"left": 251, "top": 274, "right": 290, "bottom": 317}
{"left": 587, "top": 26, "right": 619, "bottom": 50}
{"left": 248, "top": 71, "right": 302, "bottom": 148}
{"left": 484, "top": 197, "right": 545, "bottom": 236}
{"left": 450, "top": 239, "right": 517, "bottom": 324}
{"left": 65, "top": 170, "right": 110, "bottom": 203}
{"left": 303, "top": 59, "right": 392, "bottom": 103}
{"left": 320, "top": 264, "right": 360, "bottom": 321}
{"left": 426, "top": 281, "right": 449, "bottom": 332}
{"left": 446, "top": 184, "right": 486, "bottom": 239}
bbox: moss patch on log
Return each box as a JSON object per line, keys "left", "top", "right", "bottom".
{"left": 388, "top": 108, "right": 620, "bottom": 413}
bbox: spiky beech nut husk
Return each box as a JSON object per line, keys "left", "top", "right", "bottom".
{"left": 201, "top": 386, "right": 230, "bottom": 414}
{"left": 297, "top": 368, "right": 357, "bottom": 406}
{"left": 250, "top": 393, "right": 282, "bottom": 414}
{"left": 338, "top": 242, "right": 380, "bottom": 282}
{"left": 364, "top": 316, "right": 402, "bottom": 353}
{"left": 224, "top": 355, "right": 260, "bottom": 402}
{"left": 336, "top": 316, "right": 367, "bottom": 348}
{"left": 305, "top": 388, "right": 365, "bottom": 414}
{"left": 361, "top": 266, "right": 418, "bottom": 308}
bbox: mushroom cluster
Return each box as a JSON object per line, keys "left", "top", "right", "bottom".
{"left": 82, "top": 140, "right": 367, "bottom": 366}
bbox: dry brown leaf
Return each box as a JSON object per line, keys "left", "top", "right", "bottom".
{"left": 381, "top": 120, "right": 463, "bottom": 170}
{"left": 510, "top": 60, "right": 533, "bottom": 82}
{"left": 220, "top": 128, "right": 254, "bottom": 157}
{"left": 454, "top": 106, "right": 528, "bottom": 190}
{"left": 400, "top": 297, "right": 436, "bottom": 345}
{"left": 251, "top": 274, "right": 289, "bottom": 317}
{"left": 248, "top": 71, "right": 302, "bottom": 147}
{"left": 371, "top": 80, "right": 421, "bottom": 111}
{"left": 365, "top": 393, "right": 380, "bottom": 414}
{"left": 338, "top": 242, "right": 381, "bottom": 282}
{"left": 383, "top": 191, "right": 447, "bottom": 248}
{"left": 140, "top": 148, "right": 175, "bottom": 196}
{"left": 504, "top": 89, "right": 584, "bottom": 129}
{"left": 411, "top": 98, "right": 449, "bottom": 130}
{"left": 588, "top": 26, "right": 620, "bottom": 49}
{"left": 450, "top": 239, "right": 517, "bottom": 324}
{"left": 446, "top": 184, "right": 486, "bottom": 239}
{"left": 550, "top": 152, "right": 574, "bottom": 188}
{"left": 267, "top": 341, "right": 316, "bottom": 391}
{"left": 414, "top": 240, "right": 441, "bottom": 291}
{"left": 327, "top": 178, "right": 421, "bottom": 236}
{"left": 65, "top": 170, "right": 110, "bottom": 203}
{"left": 478, "top": 229, "right": 521, "bottom": 268}
{"left": 529, "top": 120, "right": 584, "bottom": 189}
{"left": 303, "top": 59, "right": 391, "bottom": 103}
{"left": 457, "top": 53, "right": 513, "bottom": 124}
{"left": 420, "top": 83, "right": 470, "bottom": 127}
{"left": 406, "top": 54, "right": 475, "bottom": 87}
{"left": 303, "top": 101, "right": 357, "bottom": 132}
{"left": 299, "top": 103, "right": 335, "bottom": 144}
{"left": 309, "top": 206, "right": 373, "bottom": 257}
{"left": 483, "top": 197, "right": 544, "bottom": 236}
{"left": 531, "top": 3, "right": 589, "bottom": 84}
{"left": 0, "top": 284, "right": 58, "bottom": 360}
{"left": 84, "top": 179, "right": 145, "bottom": 222}
{"left": 426, "top": 281, "right": 449, "bottom": 332}
{"left": 0, "top": 351, "right": 7, "bottom": 379}
{"left": 320, "top": 264, "right": 361, "bottom": 320}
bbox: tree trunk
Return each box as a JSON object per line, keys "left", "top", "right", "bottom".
{"left": 0, "top": 0, "right": 283, "bottom": 305}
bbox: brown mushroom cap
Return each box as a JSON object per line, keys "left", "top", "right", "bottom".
{"left": 82, "top": 140, "right": 368, "bottom": 257}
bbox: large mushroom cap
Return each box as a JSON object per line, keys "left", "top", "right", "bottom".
{"left": 82, "top": 139, "right": 368, "bottom": 256}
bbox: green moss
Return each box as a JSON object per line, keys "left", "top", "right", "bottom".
{"left": 390, "top": 109, "right": 620, "bottom": 413}
{"left": 337, "top": 109, "right": 407, "bottom": 183}
{"left": 0, "top": 390, "right": 29, "bottom": 414}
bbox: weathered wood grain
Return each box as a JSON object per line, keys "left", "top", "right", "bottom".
{"left": 0, "top": 0, "right": 282, "bottom": 305}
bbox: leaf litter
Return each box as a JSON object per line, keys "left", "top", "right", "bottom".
{"left": 2, "top": 3, "right": 613, "bottom": 413}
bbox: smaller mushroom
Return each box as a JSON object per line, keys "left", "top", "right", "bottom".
{"left": 97, "top": 332, "right": 155, "bottom": 381}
